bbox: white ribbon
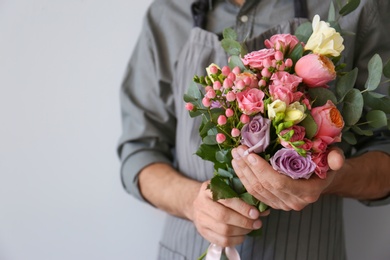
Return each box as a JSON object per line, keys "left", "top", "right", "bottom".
{"left": 205, "top": 243, "right": 241, "bottom": 260}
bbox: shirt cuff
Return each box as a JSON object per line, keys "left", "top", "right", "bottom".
{"left": 120, "top": 149, "right": 173, "bottom": 202}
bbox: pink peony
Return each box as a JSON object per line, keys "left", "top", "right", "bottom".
{"left": 270, "top": 71, "right": 302, "bottom": 91}
{"left": 236, "top": 88, "right": 265, "bottom": 115}
{"left": 241, "top": 49, "right": 275, "bottom": 70}
{"left": 295, "top": 54, "right": 336, "bottom": 87}
{"left": 311, "top": 100, "right": 344, "bottom": 145}
{"left": 264, "top": 34, "right": 300, "bottom": 54}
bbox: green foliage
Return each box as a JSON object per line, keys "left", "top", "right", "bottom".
{"left": 339, "top": 0, "right": 361, "bottom": 16}
{"left": 294, "top": 22, "right": 312, "bottom": 43}
{"left": 383, "top": 59, "right": 390, "bottom": 78}
{"left": 299, "top": 114, "right": 318, "bottom": 139}
{"left": 342, "top": 88, "right": 364, "bottom": 126}
{"left": 228, "top": 55, "right": 246, "bottom": 71}
{"left": 336, "top": 68, "right": 358, "bottom": 101}
{"left": 365, "top": 54, "right": 383, "bottom": 92}
{"left": 308, "top": 87, "right": 337, "bottom": 107}
{"left": 209, "top": 176, "right": 238, "bottom": 201}
{"left": 366, "top": 110, "right": 388, "bottom": 128}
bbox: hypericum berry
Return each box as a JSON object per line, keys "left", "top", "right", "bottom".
{"left": 235, "top": 80, "right": 245, "bottom": 90}
{"left": 185, "top": 103, "right": 194, "bottom": 111}
{"left": 275, "top": 50, "right": 284, "bottom": 61}
{"left": 227, "top": 72, "right": 236, "bottom": 81}
{"left": 205, "top": 86, "right": 213, "bottom": 92}
{"left": 240, "top": 114, "right": 250, "bottom": 124}
{"left": 232, "top": 66, "right": 241, "bottom": 75}
{"left": 223, "top": 78, "right": 233, "bottom": 89}
{"left": 243, "top": 77, "right": 252, "bottom": 86}
{"left": 213, "top": 81, "right": 222, "bottom": 90}
{"left": 261, "top": 68, "right": 271, "bottom": 78}
{"left": 285, "top": 58, "right": 293, "bottom": 68}
{"left": 221, "top": 66, "right": 231, "bottom": 76}
{"left": 258, "top": 79, "right": 267, "bottom": 87}
{"left": 217, "top": 115, "right": 227, "bottom": 125}
{"left": 216, "top": 133, "right": 226, "bottom": 144}
{"left": 263, "top": 58, "right": 272, "bottom": 68}
{"left": 231, "top": 128, "right": 240, "bottom": 137}
{"left": 210, "top": 65, "right": 219, "bottom": 74}
{"left": 206, "top": 89, "right": 216, "bottom": 99}
{"left": 202, "top": 97, "right": 211, "bottom": 107}
{"left": 226, "top": 91, "right": 236, "bottom": 102}
{"left": 225, "top": 108, "right": 234, "bottom": 117}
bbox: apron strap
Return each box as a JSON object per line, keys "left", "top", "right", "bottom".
{"left": 191, "top": 0, "right": 308, "bottom": 29}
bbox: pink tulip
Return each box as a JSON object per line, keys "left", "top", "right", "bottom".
{"left": 295, "top": 54, "right": 336, "bottom": 87}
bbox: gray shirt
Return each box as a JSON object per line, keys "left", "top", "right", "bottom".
{"left": 118, "top": 0, "right": 390, "bottom": 259}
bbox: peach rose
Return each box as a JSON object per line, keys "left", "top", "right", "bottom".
{"left": 295, "top": 54, "right": 336, "bottom": 87}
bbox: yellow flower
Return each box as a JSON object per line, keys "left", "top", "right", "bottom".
{"left": 205, "top": 63, "right": 221, "bottom": 83}
{"left": 284, "top": 102, "right": 306, "bottom": 124}
{"left": 305, "top": 15, "right": 344, "bottom": 57}
{"left": 268, "top": 100, "right": 286, "bottom": 120}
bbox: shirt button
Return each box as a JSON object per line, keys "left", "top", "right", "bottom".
{"left": 240, "top": 15, "right": 248, "bottom": 23}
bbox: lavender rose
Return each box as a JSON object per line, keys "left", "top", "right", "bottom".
{"left": 270, "top": 148, "right": 316, "bottom": 179}
{"left": 241, "top": 115, "right": 271, "bottom": 153}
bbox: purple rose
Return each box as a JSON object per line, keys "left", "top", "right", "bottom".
{"left": 270, "top": 148, "right": 316, "bottom": 179}
{"left": 240, "top": 115, "right": 271, "bottom": 153}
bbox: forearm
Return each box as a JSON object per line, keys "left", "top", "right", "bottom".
{"left": 325, "top": 151, "right": 390, "bottom": 200}
{"left": 138, "top": 163, "right": 201, "bottom": 220}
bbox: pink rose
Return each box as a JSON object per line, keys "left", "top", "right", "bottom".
{"left": 241, "top": 49, "right": 275, "bottom": 70}
{"left": 269, "top": 85, "right": 294, "bottom": 105}
{"left": 279, "top": 126, "right": 306, "bottom": 148}
{"left": 312, "top": 152, "right": 330, "bottom": 179}
{"left": 295, "top": 54, "right": 336, "bottom": 87}
{"left": 311, "top": 138, "right": 328, "bottom": 153}
{"left": 236, "top": 88, "right": 265, "bottom": 115}
{"left": 311, "top": 100, "right": 344, "bottom": 145}
{"left": 264, "top": 34, "right": 300, "bottom": 54}
{"left": 270, "top": 71, "right": 302, "bottom": 91}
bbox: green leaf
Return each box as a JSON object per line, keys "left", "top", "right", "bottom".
{"left": 336, "top": 68, "right": 358, "bottom": 101}
{"left": 216, "top": 150, "right": 230, "bottom": 163}
{"left": 383, "top": 58, "right": 390, "bottom": 78}
{"left": 232, "top": 177, "right": 246, "bottom": 194}
{"left": 365, "top": 54, "right": 383, "bottom": 92}
{"left": 351, "top": 125, "right": 373, "bottom": 136}
{"left": 363, "top": 92, "right": 390, "bottom": 114}
{"left": 308, "top": 87, "right": 337, "bottom": 107}
{"left": 239, "top": 192, "right": 258, "bottom": 206}
{"left": 342, "top": 88, "right": 364, "bottom": 126}
{"left": 366, "top": 110, "right": 388, "bottom": 128}
{"left": 288, "top": 43, "right": 304, "bottom": 65}
{"left": 217, "top": 168, "right": 234, "bottom": 178}
{"left": 342, "top": 130, "right": 357, "bottom": 145}
{"left": 258, "top": 202, "right": 268, "bottom": 212}
{"left": 294, "top": 22, "right": 312, "bottom": 43}
{"left": 203, "top": 135, "right": 217, "bottom": 145}
{"left": 199, "top": 120, "right": 215, "bottom": 138}
{"left": 221, "top": 39, "right": 242, "bottom": 56}
{"left": 196, "top": 144, "right": 220, "bottom": 161}
{"left": 209, "top": 176, "right": 238, "bottom": 201}
{"left": 339, "top": 0, "right": 361, "bottom": 16}
{"left": 222, "top": 27, "right": 237, "bottom": 41}
{"left": 228, "top": 55, "right": 246, "bottom": 71}
{"left": 328, "top": 1, "right": 336, "bottom": 21}
{"left": 299, "top": 114, "right": 318, "bottom": 139}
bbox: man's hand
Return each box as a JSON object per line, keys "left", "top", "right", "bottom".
{"left": 231, "top": 145, "right": 344, "bottom": 211}
{"left": 191, "top": 181, "right": 270, "bottom": 247}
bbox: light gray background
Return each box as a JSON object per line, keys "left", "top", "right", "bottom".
{"left": 0, "top": 1, "right": 389, "bottom": 259}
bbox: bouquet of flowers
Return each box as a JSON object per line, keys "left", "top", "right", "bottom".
{"left": 184, "top": 1, "right": 390, "bottom": 259}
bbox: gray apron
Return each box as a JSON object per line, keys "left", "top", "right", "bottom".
{"left": 158, "top": 6, "right": 346, "bottom": 260}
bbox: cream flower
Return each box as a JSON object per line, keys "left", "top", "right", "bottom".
{"left": 284, "top": 102, "right": 306, "bottom": 124}
{"left": 304, "top": 15, "right": 344, "bottom": 57}
{"left": 206, "top": 63, "right": 221, "bottom": 83}
{"left": 268, "top": 100, "right": 287, "bottom": 120}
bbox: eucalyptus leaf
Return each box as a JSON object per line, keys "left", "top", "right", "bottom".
{"left": 308, "top": 87, "right": 337, "bottom": 107}
{"left": 383, "top": 58, "right": 390, "bottom": 78}
{"left": 203, "top": 135, "right": 218, "bottom": 145}
{"left": 222, "top": 27, "right": 237, "bottom": 41}
{"left": 199, "top": 121, "right": 215, "bottom": 138}
{"left": 299, "top": 114, "right": 317, "bottom": 139}
{"left": 209, "top": 176, "right": 238, "bottom": 201}
{"left": 217, "top": 168, "right": 234, "bottom": 178}
{"left": 336, "top": 68, "right": 358, "bottom": 101}
{"left": 363, "top": 92, "right": 390, "bottom": 114}
{"left": 339, "top": 0, "right": 361, "bottom": 16}
{"left": 228, "top": 55, "right": 246, "bottom": 71}
{"left": 366, "top": 110, "right": 388, "bottom": 128}
{"left": 288, "top": 43, "right": 304, "bottom": 65}
{"left": 294, "top": 22, "right": 312, "bottom": 43}
{"left": 216, "top": 150, "right": 229, "bottom": 163}
{"left": 232, "top": 177, "right": 246, "bottom": 194}
{"left": 221, "top": 39, "right": 242, "bottom": 56}
{"left": 328, "top": 1, "right": 336, "bottom": 21}
{"left": 365, "top": 54, "right": 383, "bottom": 92}
{"left": 342, "top": 131, "right": 357, "bottom": 145}
{"left": 342, "top": 89, "right": 364, "bottom": 126}
{"left": 240, "top": 192, "right": 258, "bottom": 206}
{"left": 351, "top": 125, "right": 373, "bottom": 136}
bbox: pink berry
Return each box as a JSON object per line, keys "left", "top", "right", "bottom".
{"left": 258, "top": 79, "right": 267, "bottom": 87}
{"left": 210, "top": 65, "right": 218, "bottom": 74}
{"left": 275, "top": 50, "right": 284, "bottom": 61}
{"left": 243, "top": 77, "right": 252, "bottom": 86}
{"left": 218, "top": 115, "right": 227, "bottom": 125}
{"left": 232, "top": 66, "right": 241, "bottom": 75}
{"left": 185, "top": 103, "right": 194, "bottom": 111}
{"left": 202, "top": 97, "right": 211, "bottom": 107}
{"left": 235, "top": 80, "right": 245, "bottom": 90}
{"left": 225, "top": 108, "right": 234, "bottom": 117}
{"left": 221, "top": 66, "right": 231, "bottom": 76}
{"left": 223, "top": 78, "right": 233, "bottom": 89}
{"left": 213, "top": 81, "right": 222, "bottom": 90}
{"left": 240, "top": 114, "right": 250, "bottom": 124}
{"left": 226, "top": 91, "right": 236, "bottom": 102}
{"left": 206, "top": 89, "right": 216, "bottom": 99}
{"left": 216, "top": 133, "right": 226, "bottom": 144}
{"left": 227, "top": 72, "right": 236, "bottom": 81}
{"left": 285, "top": 58, "right": 293, "bottom": 67}
{"left": 231, "top": 128, "right": 240, "bottom": 137}
{"left": 261, "top": 68, "right": 271, "bottom": 78}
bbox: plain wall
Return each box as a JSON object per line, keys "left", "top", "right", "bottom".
{"left": 0, "top": 1, "right": 389, "bottom": 259}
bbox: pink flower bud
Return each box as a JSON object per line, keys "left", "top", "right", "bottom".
{"left": 275, "top": 51, "right": 284, "bottom": 61}
{"left": 240, "top": 114, "right": 250, "bottom": 124}
{"left": 218, "top": 115, "right": 227, "bottom": 125}
{"left": 223, "top": 78, "right": 233, "bottom": 89}
{"left": 210, "top": 65, "right": 218, "bottom": 74}
{"left": 263, "top": 58, "right": 272, "bottom": 68}
{"left": 205, "top": 86, "right": 213, "bottom": 92}
{"left": 227, "top": 72, "right": 236, "bottom": 81}
{"left": 216, "top": 133, "right": 226, "bottom": 144}
{"left": 231, "top": 128, "right": 240, "bottom": 137}
{"left": 243, "top": 77, "right": 252, "bottom": 86}
{"left": 261, "top": 68, "right": 271, "bottom": 78}
{"left": 225, "top": 108, "right": 234, "bottom": 117}
{"left": 226, "top": 91, "right": 236, "bottom": 102}
{"left": 285, "top": 58, "right": 293, "bottom": 67}
{"left": 206, "top": 89, "right": 216, "bottom": 99}
{"left": 202, "top": 97, "right": 211, "bottom": 107}
{"left": 235, "top": 80, "right": 245, "bottom": 90}
{"left": 258, "top": 79, "right": 267, "bottom": 87}
{"left": 213, "top": 81, "right": 222, "bottom": 90}
{"left": 295, "top": 54, "right": 336, "bottom": 87}
{"left": 232, "top": 66, "right": 241, "bottom": 75}
{"left": 185, "top": 102, "right": 194, "bottom": 111}
{"left": 221, "top": 66, "right": 231, "bottom": 76}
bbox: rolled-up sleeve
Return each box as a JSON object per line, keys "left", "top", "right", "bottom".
{"left": 117, "top": 6, "right": 177, "bottom": 202}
